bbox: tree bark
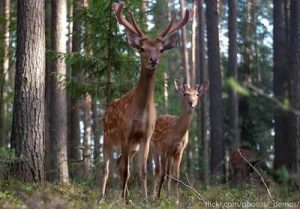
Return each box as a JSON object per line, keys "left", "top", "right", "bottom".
{"left": 83, "top": 93, "right": 92, "bottom": 175}
{"left": 179, "top": 0, "right": 190, "bottom": 86}
{"left": 196, "top": 0, "right": 209, "bottom": 184}
{"left": 92, "top": 98, "right": 101, "bottom": 182}
{"left": 205, "top": 0, "right": 224, "bottom": 181}
{"left": 45, "top": 0, "right": 53, "bottom": 181}
{"left": 228, "top": 0, "right": 240, "bottom": 148}
{"left": 68, "top": 0, "right": 82, "bottom": 178}
{"left": 49, "top": 0, "right": 69, "bottom": 184}
{"left": 273, "top": 0, "right": 290, "bottom": 171}
{"left": 0, "top": 0, "right": 10, "bottom": 148}
{"left": 11, "top": 0, "right": 45, "bottom": 182}
{"left": 288, "top": 0, "right": 300, "bottom": 174}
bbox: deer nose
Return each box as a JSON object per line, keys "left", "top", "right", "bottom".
{"left": 149, "top": 57, "right": 158, "bottom": 65}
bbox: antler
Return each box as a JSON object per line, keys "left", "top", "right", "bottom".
{"left": 112, "top": 2, "right": 145, "bottom": 39}
{"left": 158, "top": 9, "right": 190, "bottom": 40}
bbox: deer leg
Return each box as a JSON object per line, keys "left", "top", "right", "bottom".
{"left": 157, "top": 156, "right": 167, "bottom": 198}
{"left": 118, "top": 151, "right": 130, "bottom": 203}
{"left": 167, "top": 158, "right": 174, "bottom": 196}
{"left": 172, "top": 155, "right": 183, "bottom": 204}
{"left": 138, "top": 141, "right": 150, "bottom": 199}
{"left": 100, "top": 141, "right": 111, "bottom": 201}
{"left": 152, "top": 149, "right": 160, "bottom": 198}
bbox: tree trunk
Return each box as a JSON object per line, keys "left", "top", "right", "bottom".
{"left": 273, "top": 0, "right": 290, "bottom": 171}
{"left": 92, "top": 99, "right": 101, "bottom": 164}
{"left": 49, "top": 0, "right": 69, "bottom": 184}
{"left": 0, "top": 0, "right": 10, "bottom": 148}
{"left": 205, "top": 0, "right": 224, "bottom": 181}
{"left": 228, "top": 0, "right": 240, "bottom": 148}
{"left": 45, "top": 0, "right": 53, "bottom": 181}
{"left": 68, "top": 0, "right": 83, "bottom": 178}
{"left": 179, "top": 0, "right": 190, "bottom": 86}
{"left": 288, "top": 0, "right": 300, "bottom": 174}
{"left": 244, "top": 0, "right": 254, "bottom": 82}
{"left": 196, "top": 0, "right": 209, "bottom": 184}
{"left": 191, "top": 1, "right": 197, "bottom": 87}
{"left": 83, "top": 93, "right": 92, "bottom": 175}
{"left": 11, "top": 0, "right": 45, "bottom": 182}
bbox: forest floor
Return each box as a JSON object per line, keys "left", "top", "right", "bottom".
{"left": 0, "top": 178, "right": 299, "bottom": 209}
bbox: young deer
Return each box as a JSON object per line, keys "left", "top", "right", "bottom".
{"left": 229, "top": 148, "right": 259, "bottom": 184}
{"left": 101, "top": 2, "right": 190, "bottom": 203}
{"left": 151, "top": 80, "right": 209, "bottom": 203}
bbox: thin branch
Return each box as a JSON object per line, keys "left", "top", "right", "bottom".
{"left": 237, "top": 148, "right": 273, "bottom": 199}
{"left": 165, "top": 174, "right": 206, "bottom": 204}
{"left": 244, "top": 82, "right": 300, "bottom": 116}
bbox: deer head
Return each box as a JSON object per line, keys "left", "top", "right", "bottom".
{"left": 174, "top": 80, "right": 209, "bottom": 110}
{"left": 112, "top": 2, "right": 190, "bottom": 71}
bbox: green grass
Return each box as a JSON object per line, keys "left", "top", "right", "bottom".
{"left": 0, "top": 179, "right": 299, "bottom": 209}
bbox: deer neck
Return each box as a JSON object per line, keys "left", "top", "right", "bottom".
{"left": 134, "top": 67, "right": 156, "bottom": 111}
{"left": 174, "top": 106, "right": 195, "bottom": 140}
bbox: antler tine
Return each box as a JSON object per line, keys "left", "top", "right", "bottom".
{"left": 112, "top": 2, "right": 141, "bottom": 37}
{"left": 129, "top": 12, "right": 146, "bottom": 39}
{"left": 158, "top": 13, "right": 176, "bottom": 40}
{"left": 159, "top": 9, "right": 190, "bottom": 40}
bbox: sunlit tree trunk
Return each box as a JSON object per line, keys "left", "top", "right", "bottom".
{"left": 191, "top": 1, "right": 197, "bottom": 87}
{"left": 179, "top": 0, "right": 190, "bottom": 86}
{"left": 49, "top": 0, "right": 69, "bottom": 184}
{"left": 83, "top": 93, "right": 92, "bottom": 175}
{"left": 0, "top": 0, "right": 10, "bottom": 148}
{"left": 11, "top": 0, "right": 45, "bottom": 182}
{"left": 205, "top": 0, "right": 224, "bottom": 182}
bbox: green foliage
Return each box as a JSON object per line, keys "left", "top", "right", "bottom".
{"left": 0, "top": 148, "right": 19, "bottom": 180}
{"left": 227, "top": 77, "right": 250, "bottom": 96}
{"left": 0, "top": 180, "right": 299, "bottom": 209}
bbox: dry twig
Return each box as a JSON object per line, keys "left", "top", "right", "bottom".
{"left": 165, "top": 174, "right": 206, "bottom": 204}
{"left": 237, "top": 148, "right": 273, "bottom": 199}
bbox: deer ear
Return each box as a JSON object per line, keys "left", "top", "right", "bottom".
{"left": 174, "top": 79, "right": 184, "bottom": 94}
{"left": 127, "top": 31, "right": 141, "bottom": 49}
{"left": 163, "top": 34, "right": 179, "bottom": 51}
{"left": 197, "top": 81, "right": 209, "bottom": 95}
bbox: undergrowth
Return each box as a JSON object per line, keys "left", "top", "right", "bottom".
{"left": 0, "top": 179, "right": 299, "bottom": 209}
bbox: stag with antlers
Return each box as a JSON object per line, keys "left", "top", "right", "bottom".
{"left": 151, "top": 80, "right": 209, "bottom": 203}
{"left": 101, "top": 2, "right": 190, "bottom": 203}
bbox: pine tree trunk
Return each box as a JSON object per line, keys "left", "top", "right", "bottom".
{"left": 83, "top": 93, "right": 92, "bottom": 175}
{"left": 11, "top": 0, "right": 45, "bottom": 182}
{"left": 45, "top": 0, "right": 53, "bottom": 181}
{"left": 205, "top": 0, "right": 224, "bottom": 181}
{"left": 273, "top": 0, "right": 290, "bottom": 171}
{"left": 179, "top": 0, "right": 190, "bottom": 86}
{"left": 68, "top": 0, "right": 82, "bottom": 178}
{"left": 288, "top": 0, "right": 300, "bottom": 174}
{"left": 92, "top": 99, "right": 101, "bottom": 164}
{"left": 228, "top": 0, "right": 240, "bottom": 148}
{"left": 196, "top": 0, "right": 209, "bottom": 184}
{"left": 49, "top": 0, "right": 69, "bottom": 184}
{"left": 0, "top": 0, "right": 10, "bottom": 148}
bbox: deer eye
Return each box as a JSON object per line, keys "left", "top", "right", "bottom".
{"left": 160, "top": 48, "right": 164, "bottom": 53}
{"left": 140, "top": 47, "right": 145, "bottom": 52}
{"left": 183, "top": 93, "right": 187, "bottom": 96}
